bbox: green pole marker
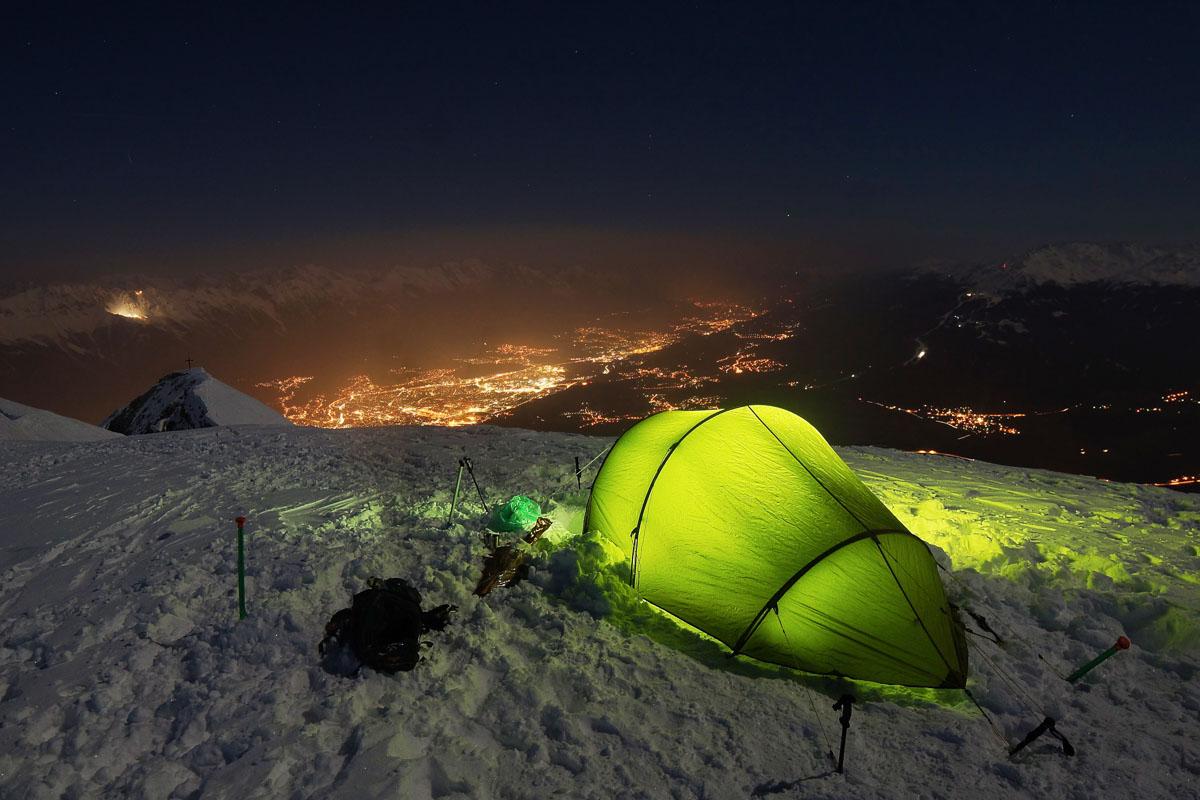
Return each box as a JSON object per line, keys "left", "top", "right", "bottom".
{"left": 447, "top": 462, "right": 464, "bottom": 526}
{"left": 235, "top": 516, "right": 247, "bottom": 620}
{"left": 1066, "top": 635, "right": 1130, "bottom": 683}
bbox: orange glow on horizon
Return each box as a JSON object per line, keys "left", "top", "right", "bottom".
{"left": 261, "top": 300, "right": 762, "bottom": 428}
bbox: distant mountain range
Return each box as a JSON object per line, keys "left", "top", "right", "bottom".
{"left": 1, "top": 242, "right": 1196, "bottom": 486}
{"left": 932, "top": 241, "right": 1200, "bottom": 292}
{"left": 0, "top": 261, "right": 496, "bottom": 347}
{"left": 0, "top": 259, "right": 634, "bottom": 424}
{"left": 498, "top": 243, "right": 1200, "bottom": 487}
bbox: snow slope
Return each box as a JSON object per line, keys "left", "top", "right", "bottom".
{"left": 0, "top": 426, "right": 1195, "bottom": 799}
{"left": 102, "top": 368, "right": 291, "bottom": 434}
{"left": 0, "top": 396, "right": 122, "bottom": 442}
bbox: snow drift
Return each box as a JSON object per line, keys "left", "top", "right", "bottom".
{"left": 0, "top": 425, "right": 1195, "bottom": 799}
{"left": 102, "top": 368, "right": 292, "bottom": 434}
{"left": 0, "top": 396, "right": 122, "bottom": 442}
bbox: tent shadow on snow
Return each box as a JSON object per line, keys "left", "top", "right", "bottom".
{"left": 534, "top": 531, "right": 970, "bottom": 710}
{"left": 534, "top": 528, "right": 1187, "bottom": 715}
{"left": 527, "top": 404, "right": 1194, "bottom": 709}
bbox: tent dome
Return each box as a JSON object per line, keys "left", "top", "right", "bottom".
{"left": 584, "top": 405, "right": 968, "bottom": 688}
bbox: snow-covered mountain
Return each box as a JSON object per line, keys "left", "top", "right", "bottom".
{"left": 0, "top": 396, "right": 122, "bottom": 442}
{"left": 0, "top": 260, "right": 571, "bottom": 348}
{"left": 102, "top": 368, "right": 292, "bottom": 434}
{"left": 0, "top": 424, "right": 1193, "bottom": 798}
{"left": 943, "top": 242, "right": 1200, "bottom": 294}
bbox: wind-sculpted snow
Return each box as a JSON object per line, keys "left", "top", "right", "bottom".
{"left": 0, "top": 396, "right": 122, "bottom": 442}
{"left": 0, "top": 427, "right": 1195, "bottom": 798}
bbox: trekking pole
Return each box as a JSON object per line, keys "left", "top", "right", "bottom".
{"left": 447, "top": 461, "right": 465, "bottom": 526}
{"left": 575, "top": 456, "right": 582, "bottom": 489}
{"left": 1066, "top": 636, "right": 1131, "bottom": 684}
{"left": 462, "top": 457, "right": 489, "bottom": 513}
{"left": 832, "top": 694, "right": 855, "bottom": 774}
{"left": 234, "top": 516, "right": 247, "bottom": 620}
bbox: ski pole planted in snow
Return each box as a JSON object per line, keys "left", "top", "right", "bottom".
{"left": 462, "top": 457, "right": 489, "bottom": 513}
{"left": 832, "top": 694, "right": 855, "bottom": 774}
{"left": 235, "top": 516, "right": 248, "bottom": 620}
{"left": 1066, "top": 635, "right": 1131, "bottom": 684}
{"left": 447, "top": 461, "right": 465, "bottom": 526}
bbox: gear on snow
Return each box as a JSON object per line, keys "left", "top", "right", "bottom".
{"left": 319, "top": 577, "right": 456, "bottom": 675}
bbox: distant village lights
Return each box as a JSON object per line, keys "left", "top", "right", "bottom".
{"left": 262, "top": 300, "right": 761, "bottom": 428}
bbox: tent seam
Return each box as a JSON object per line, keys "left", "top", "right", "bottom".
{"left": 729, "top": 527, "right": 918, "bottom": 655}
{"left": 747, "top": 405, "right": 873, "bottom": 531}
{"left": 581, "top": 410, "right": 674, "bottom": 535}
{"left": 872, "top": 537, "right": 960, "bottom": 685}
{"left": 628, "top": 407, "right": 733, "bottom": 589}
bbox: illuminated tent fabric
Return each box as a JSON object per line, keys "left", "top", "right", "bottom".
{"left": 584, "top": 405, "right": 968, "bottom": 688}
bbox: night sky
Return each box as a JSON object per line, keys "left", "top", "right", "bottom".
{"left": 4, "top": 3, "right": 1198, "bottom": 280}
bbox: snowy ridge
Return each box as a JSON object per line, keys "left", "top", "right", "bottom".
{"left": 940, "top": 242, "right": 1200, "bottom": 293}
{"left": 0, "top": 396, "right": 122, "bottom": 442}
{"left": 0, "top": 425, "right": 1194, "bottom": 798}
{"left": 102, "top": 368, "right": 292, "bottom": 434}
{"left": 0, "top": 261, "right": 497, "bottom": 346}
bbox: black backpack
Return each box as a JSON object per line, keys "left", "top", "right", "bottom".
{"left": 320, "top": 577, "right": 455, "bottom": 674}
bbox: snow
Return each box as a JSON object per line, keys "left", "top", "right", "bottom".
{"left": 102, "top": 368, "right": 291, "bottom": 434}
{"left": 944, "top": 242, "right": 1200, "bottom": 293}
{"left": 0, "top": 396, "right": 122, "bottom": 442}
{"left": 0, "top": 261, "right": 497, "bottom": 348}
{"left": 0, "top": 425, "right": 1196, "bottom": 799}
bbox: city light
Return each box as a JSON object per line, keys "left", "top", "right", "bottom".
{"left": 865, "top": 399, "right": 1026, "bottom": 436}
{"left": 106, "top": 290, "right": 150, "bottom": 320}
{"left": 262, "top": 300, "right": 761, "bottom": 428}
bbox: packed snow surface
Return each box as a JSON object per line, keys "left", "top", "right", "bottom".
{"left": 102, "top": 368, "right": 291, "bottom": 434}
{"left": 0, "top": 396, "right": 122, "bottom": 442}
{"left": 0, "top": 425, "right": 1196, "bottom": 799}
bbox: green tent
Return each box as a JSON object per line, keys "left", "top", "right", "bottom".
{"left": 584, "top": 405, "right": 968, "bottom": 688}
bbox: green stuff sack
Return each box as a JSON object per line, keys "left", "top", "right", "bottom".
{"left": 491, "top": 495, "right": 541, "bottom": 532}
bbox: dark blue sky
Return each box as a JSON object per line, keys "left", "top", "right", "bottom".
{"left": 3, "top": 3, "right": 1198, "bottom": 279}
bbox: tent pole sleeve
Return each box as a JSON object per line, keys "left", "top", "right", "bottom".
{"left": 729, "top": 528, "right": 917, "bottom": 656}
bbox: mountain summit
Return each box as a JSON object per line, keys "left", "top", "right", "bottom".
{"left": 101, "top": 368, "right": 292, "bottom": 434}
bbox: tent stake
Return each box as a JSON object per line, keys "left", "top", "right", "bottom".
{"left": 1066, "top": 636, "right": 1130, "bottom": 683}
{"left": 832, "top": 694, "right": 855, "bottom": 773}
{"left": 1010, "top": 716, "right": 1074, "bottom": 757}
{"left": 462, "top": 457, "right": 489, "bottom": 513}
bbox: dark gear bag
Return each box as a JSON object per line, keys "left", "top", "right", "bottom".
{"left": 319, "top": 577, "right": 456, "bottom": 674}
